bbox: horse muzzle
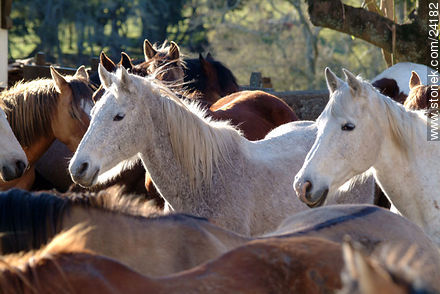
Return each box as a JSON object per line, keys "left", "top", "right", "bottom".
{"left": 69, "top": 159, "right": 100, "bottom": 187}
{"left": 294, "top": 178, "right": 329, "bottom": 208}
{"left": 0, "top": 158, "right": 28, "bottom": 182}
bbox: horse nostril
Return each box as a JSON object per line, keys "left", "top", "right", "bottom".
{"left": 78, "top": 162, "right": 89, "bottom": 176}
{"left": 303, "top": 181, "right": 312, "bottom": 195}
{"left": 15, "top": 160, "right": 26, "bottom": 175}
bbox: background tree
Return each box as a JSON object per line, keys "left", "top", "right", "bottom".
{"left": 8, "top": 0, "right": 428, "bottom": 90}
{"left": 305, "top": 0, "right": 434, "bottom": 65}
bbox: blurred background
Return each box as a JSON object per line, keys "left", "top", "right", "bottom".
{"left": 8, "top": 0, "right": 420, "bottom": 90}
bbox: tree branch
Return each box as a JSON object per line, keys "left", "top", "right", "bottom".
{"left": 305, "top": 0, "right": 429, "bottom": 65}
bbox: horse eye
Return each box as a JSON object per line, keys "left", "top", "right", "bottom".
{"left": 341, "top": 123, "right": 355, "bottom": 131}
{"left": 113, "top": 113, "right": 125, "bottom": 121}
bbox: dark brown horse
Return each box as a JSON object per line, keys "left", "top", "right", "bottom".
{"left": 133, "top": 39, "right": 240, "bottom": 106}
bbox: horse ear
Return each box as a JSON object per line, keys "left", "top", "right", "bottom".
{"left": 325, "top": 67, "right": 341, "bottom": 93}
{"left": 98, "top": 63, "right": 113, "bottom": 89}
{"left": 100, "top": 51, "right": 116, "bottom": 73}
{"left": 118, "top": 65, "right": 131, "bottom": 89}
{"left": 144, "top": 39, "right": 157, "bottom": 60}
{"left": 199, "top": 53, "right": 214, "bottom": 75}
{"left": 74, "top": 65, "right": 89, "bottom": 81}
{"left": 120, "top": 52, "right": 133, "bottom": 70}
{"left": 343, "top": 68, "right": 362, "bottom": 94}
{"left": 206, "top": 52, "right": 214, "bottom": 60}
{"left": 168, "top": 41, "right": 180, "bottom": 60}
{"left": 50, "top": 66, "right": 70, "bottom": 93}
{"left": 409, "top": 71, "right": 421, "bottom": 89}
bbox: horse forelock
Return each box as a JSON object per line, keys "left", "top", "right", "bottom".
{"left": 0, "top": 76, "right": 92, "bottom": 147}
{"left": 66, "top": 77, "right": 94, "bottom": 122}
{"left": 328, "top": 78, "right": 420, "bottom": 157}
{"left": 0, "top": 79, "right": 59, "bottom": 147}
{"left": 405, "top": 84, "right": 435, "bottom": 111}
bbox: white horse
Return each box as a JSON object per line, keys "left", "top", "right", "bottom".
{"left": 294, "top": 68, "right": 440, "bottom": 245}
{"left": 69, "top": 65, "right": 374, "bottom": 236}
{"left": 0, "top": 107, "right": 28, "bottom": 182}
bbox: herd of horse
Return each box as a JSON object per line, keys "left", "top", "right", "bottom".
{"left": 0, "top": 39, "right": 438, "bottom": 293}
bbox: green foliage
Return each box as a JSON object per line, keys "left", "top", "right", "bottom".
{"left": 8, "top": 0, "right": 413, "bottom": 90}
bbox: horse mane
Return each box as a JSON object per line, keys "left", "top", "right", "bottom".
{"left": 0, "top": 76, "right": 93, "bottom": 147}
{"left": 373, "top": 85, "right": 425, "bottom": 156}
{"left": 136, "top": 68, "right": 244, "bottom": 192}
{"left": 340, "top": 240, "right": 437, "bottom": 294}
{"left": 0, "top": 188, "right": 162, "bottom": 254}
{"left": 0, "top": 225, "right": 91, "bottom": 294}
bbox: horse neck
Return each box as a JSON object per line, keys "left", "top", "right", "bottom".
{"left": 23, "top": 134, "right": 55, "bottom": 165}
{"left": 370, "top": 93, "right": 440, "bottom": 232}
{"left": 137, "top": 94, "right": 240, "bottom": 210}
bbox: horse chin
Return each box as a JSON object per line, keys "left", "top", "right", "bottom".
{"left": 306, "top": 189, "right": 329, "bottom": 208}
{"left": 74, "top": 169, "right": 100, "bottom": 188}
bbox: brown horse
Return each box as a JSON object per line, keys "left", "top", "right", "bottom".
{"left": 403, "top": 71, "right": 436, "bottom": 111}
{"left": 2, "top": 189, "right": 440, "bottom": 283}
{"left": 0, "top": 67, "right": 93, "bottom": 190}
{"left": 133, "top": 39, "right": 240, "bottom": 106}
{"left": 0, "top": 230, "right": 343, "bottom": 294}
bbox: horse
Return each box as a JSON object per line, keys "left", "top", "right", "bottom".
{"left": 100, "top": 49, "right": 298, "bottom": 141}
{"left": 2, "top": 218, "right": 440, "bottom": 294}
{"left": 404, "top": 71, "right": 437, "bottom": 111}
{"left": 0, "top": 106, "right": 28, "bottom": 182}
{"left": 339, "top": 239, "right": 437, "bottom": 294}
{"left": 69, "top": 65, "right": 377, "bottom": 235}
{"left": 372, "top": 62, "right": 433, "bottom": 104}
{"left": 137, "top": 39, "right": 240, "bottom": 106}
{"left": 92, "top": 50, "right": 298, "bottom": 207}
{"left": 0, "top": 66, "right": 93, "bottom": 191}
{"left": 0, "top": 188, "right": 243, "bottom": 276}
{"left": 2, "top": 189, "right": 439, "bottom": 280}
{"left": 294, "top": 68, "right": 440, "bottom": 245}
{"left": 0, "top": 231, "right": 343, "bottom": 294}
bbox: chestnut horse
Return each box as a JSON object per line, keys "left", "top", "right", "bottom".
{"left": 2, "top": 226, "right": 439, "bottom": 293}
{"left": 2, "top": 189, "right": 440, "bottom": 281}
{"left": 404, "top": 71, "right": 437, "bottom": 111}
{"left": 0, "top": 66, "right": 93, "bottom": 190}
{"left": 0, "top": 230, "right": 343, "bottom": 294}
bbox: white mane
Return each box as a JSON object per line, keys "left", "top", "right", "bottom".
{"left": 132, "top": 72, "right": 244, "bottom": 192}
